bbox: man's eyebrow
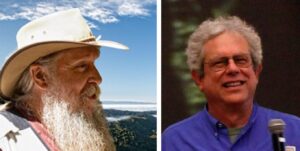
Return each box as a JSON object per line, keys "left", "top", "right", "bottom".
{"left": 66, "top": 55, "right": 97, "bottom": 67}
{"left": 69, "top": 59, "right": 87, "bottom": 66}
{"left": 211, "top": 53, "right": 250, "bottom": 58}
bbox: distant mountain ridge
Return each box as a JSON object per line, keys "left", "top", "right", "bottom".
{"left": 102, "top": 100, "right": 156, "bottom": 105}
{"left": 102, "top": 100, "right": 156, "bottom": 112}
{"left": 104, "top": 109, "right": 156, "bottom": 151}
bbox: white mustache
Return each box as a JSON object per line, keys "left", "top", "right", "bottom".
{"left": 81, "top": 84, "right": 101, "bottom": 99}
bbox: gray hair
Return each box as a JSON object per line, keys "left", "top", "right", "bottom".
{"left": 12, "top": 52, "right": 59, "bottom": 108}
{"left": 186, "top": 16, "right": 263, "bottom": 76}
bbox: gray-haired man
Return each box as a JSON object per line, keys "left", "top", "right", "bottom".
{"left": 162, "top": 16, "right": 300, "bottom": 151}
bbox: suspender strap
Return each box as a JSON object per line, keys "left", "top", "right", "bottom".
{"left": 0, "top": 111, "right": 29, "bottom": 130}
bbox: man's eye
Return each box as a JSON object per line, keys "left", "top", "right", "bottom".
{"left": 76, "top": 64, "right": 88, "bottom": 71}
{"left": 212, "top": 60, "right": 226, "bottom": 67}
{"left": 235, "top": 57, "right": 248, "bottom": 64}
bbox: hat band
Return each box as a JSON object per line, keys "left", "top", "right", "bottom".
{"left": 81, "top": 36, "right": 96, "bottom": 42}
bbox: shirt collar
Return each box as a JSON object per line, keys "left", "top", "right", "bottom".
{"left": 203, "top": 103, "right": 258, "bottom": 129}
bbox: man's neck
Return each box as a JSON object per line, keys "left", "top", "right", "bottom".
{"left": 16, "top": 97, "right": 43, "bottom": 122}
{"left": 207, "top": 101, "right": 253, "bottom": 128}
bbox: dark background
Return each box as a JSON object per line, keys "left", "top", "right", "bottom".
{"left": 162, "top": 0, "right": 300, "bottom": 131}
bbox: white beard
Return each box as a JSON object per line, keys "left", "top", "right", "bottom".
{"left": 41, "top": 93, "right": 115, "bottom": 151}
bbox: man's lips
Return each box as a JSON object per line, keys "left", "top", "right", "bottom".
{"left": 222, "top": 80, "right": 246, "bottom": 88}
{"left": 82, "top": 84, "right": 100, "bottom": 101}
{"left": 88, "top": 94, "right": 97, "bottom": 100}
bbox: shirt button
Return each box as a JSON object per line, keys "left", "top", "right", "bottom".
{"left": 214, "top": 132, "right": 218, "bottom": 137}
{"left": 217, "top": 123, "right": 223, "bottom": 128}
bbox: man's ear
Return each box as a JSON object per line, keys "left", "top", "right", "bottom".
{"left": 191, "top": 70, "right": 204, "bottom": 91}
{"left": 29, "top": 64, "right": 48, "bottom": 90}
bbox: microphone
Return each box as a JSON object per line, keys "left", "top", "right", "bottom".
{"left": 268, "top": 119, "right": 286, "bottom": 151}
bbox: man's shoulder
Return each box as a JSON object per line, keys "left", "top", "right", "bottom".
{"left": 258, "top": 105, "right": 300, "bottom": 146}
{"left": 0, "top": 111, "right": 21, "bottom": 137}
{"left": 163, "top": 110, "right": 204, "bottom": 137}
{"left": 0, "top": 110, "right": 18, "bottom": 119}
{"left": 258, "top": 105, "right": 300, "bottom": 122}
{"left": 0, "top": 110, "right": 20, "bottom": 124}
{"left": 162, "top": 109, "right": 225, "bottom": 151}
{"left": 0, "top": 110, "right": 30, "bottom": 132}
{"left": 257, "top": 105, "right": 300, "bottom": 137}
{"left": 0, "top": 111, "right": 50, "bottom": 150}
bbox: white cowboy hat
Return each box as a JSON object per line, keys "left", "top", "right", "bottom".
{"left": 0, "top": 8, "right": 128, "bottom": 99}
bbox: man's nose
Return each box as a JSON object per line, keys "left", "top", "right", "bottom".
{"left": 89, "top": 65, "right": 102, "bottom": 84}
{"left": 225, "top": 59, "right": 240, "bottom": 75}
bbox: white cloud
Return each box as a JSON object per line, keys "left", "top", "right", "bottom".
{"left": 86, "top": 21, "right": 99, "bottom": 30}
{"left": 0, "top": 13, "right": 14, "bottom": 20}
{"left": 118, "top": 2, "right": 149, "bottom": 16}
{"left": 0, "top": 0, "right": 156, "bottom": 28}
{"left": 81, "top": 7, "right": 119, "bottom": 24}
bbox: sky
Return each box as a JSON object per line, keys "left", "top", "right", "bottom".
{"left": 0, "top": 0, "right": 157, "bottom": 103}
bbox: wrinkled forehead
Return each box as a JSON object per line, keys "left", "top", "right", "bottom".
{"left": 202, "top": 31, "right": 250, "bottom": 58}
{"left": 56, "top": 46, "right": 100, "bottom": 61}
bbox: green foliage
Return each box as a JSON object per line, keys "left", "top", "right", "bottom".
{"left": 106, "top": 110, "right": 156, "bottom": 151}
{"left": 212, "top": 0, "right": 238, "bottom": 17}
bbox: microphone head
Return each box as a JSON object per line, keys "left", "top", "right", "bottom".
{"left": 268, "top": 119, "right": 286, "bottom": 134}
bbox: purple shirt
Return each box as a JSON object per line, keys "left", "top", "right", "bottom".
{"left": 162, "top": 104, "right": 300, "bottom": 151}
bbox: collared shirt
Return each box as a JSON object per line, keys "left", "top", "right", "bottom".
{"left": 29, "top": 120, "right": 60, "bottom": 151}
{"left": 162, "top": 104, "right": 300, "bottom": 151}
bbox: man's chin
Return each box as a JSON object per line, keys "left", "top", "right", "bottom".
{"left": 221, "top": 94, "right": 251, "bottom": 105}
{"left": 78, "top": 99, "right": 102, "bottom": 119}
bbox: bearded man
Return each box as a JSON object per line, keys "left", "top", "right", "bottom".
{"left": 0, "top": 9, "right": 128, "bottom": 151}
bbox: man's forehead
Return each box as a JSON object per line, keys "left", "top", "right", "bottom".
{"left": 58, "top": 46, "right": 100, "bottom": 59}
{"left": 202, "top": 31, "right": 249, "bottom": 58}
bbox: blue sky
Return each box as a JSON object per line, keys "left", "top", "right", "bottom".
{"left": 0, "top": 0, "right": 157, "bottom": 103}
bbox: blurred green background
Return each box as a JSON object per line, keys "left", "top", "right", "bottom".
{"left": 162, "top": 0, "right": 300, "bottom": 130}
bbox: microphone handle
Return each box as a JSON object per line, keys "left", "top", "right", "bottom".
{"left": 272, "top": 133, "right": 285, "bottom": 151}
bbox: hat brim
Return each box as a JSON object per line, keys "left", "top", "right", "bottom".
{"left": 0, "top": 40, "right": 128, "bottom": 99}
